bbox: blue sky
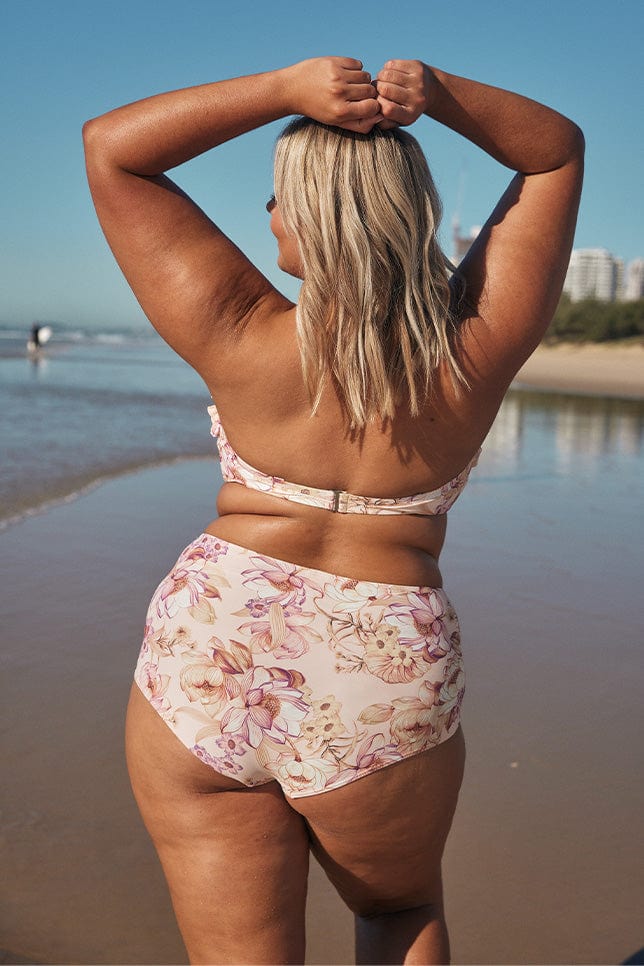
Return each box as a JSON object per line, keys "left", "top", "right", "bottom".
{"left": 1, "top": 0, "right": 642, "bottom": 329}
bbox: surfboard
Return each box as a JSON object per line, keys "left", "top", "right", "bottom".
{"left": 27, "top": 325, "right": 52, "bottom": 352}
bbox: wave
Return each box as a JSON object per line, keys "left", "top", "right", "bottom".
{"left": 0, "top": 328, "right": 31, "bottom": 340}
{"left": 0, "top": 452, "right": 214, "bottom": 534}
{"left": 6, "top": 378, "right": 207, "bottom": 408}
{"left": 0, "top": 320, "right": 156, "bottom": 347}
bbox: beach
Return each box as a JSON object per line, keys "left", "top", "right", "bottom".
{"left": 513, "top": 340, "right": 644, "bottom": 399}
{"left": 0, "top": 462, "right": 359, "bottom": 965}
{"left": 2, "top": 334, "right": 644, "bottom": 964}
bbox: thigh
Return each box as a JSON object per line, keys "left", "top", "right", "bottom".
{"left": 125, "top": 683, "right": 311, "bottom": 964}
{"left": 289, "top": 725, "right": 466, "bottom": 918}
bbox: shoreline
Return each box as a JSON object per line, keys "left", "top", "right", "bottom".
{"left": 0, "top": 452, "right": 213, "bottom": 534}
{"left": 3, "top": 340, "right": 642, "bottom": 535}
{"left": 4, "top": 340, "right": 642, "bottom": 536}
{"left": 512, "top": 340, "right": 644, "bottom": 399}
{"left": 0, "top": 461, "right": 355, "bottom": 966}
{"left": 1, "top": 454, "right": 642, "bottom": 964}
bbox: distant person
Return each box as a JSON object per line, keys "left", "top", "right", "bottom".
{"left": 84, "top": 57, "right": 583, "bottom": 963}
{"left": 28, "top": 322, "right": 52, "bottom": 352}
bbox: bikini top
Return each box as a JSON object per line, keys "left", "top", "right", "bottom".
{"left": 208, "top": 403, "right": 480, "bottom": 516}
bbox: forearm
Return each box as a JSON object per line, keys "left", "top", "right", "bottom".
{"left": 424, "top": 66, "right": 584, "bottom": 173}
{"left": 83, "top": 57, "right": 382, "bottom": 175}
{"left": 83, "top": 68, "right": 292, "bottom": 175}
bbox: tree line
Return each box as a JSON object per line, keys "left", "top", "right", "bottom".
{"left": 546, "top": 295, "right": 644, "bottom": 342}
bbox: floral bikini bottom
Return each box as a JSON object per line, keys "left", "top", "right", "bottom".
{"left": 134, "top": 532, "right": 465, "bottom": 799}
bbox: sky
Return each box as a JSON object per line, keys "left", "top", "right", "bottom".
{"left": 1, "top": 0, "right": 642, "bottom": 329}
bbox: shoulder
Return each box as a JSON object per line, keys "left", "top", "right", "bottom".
{"left": 199, "top": 293, "right": 298, "bottom": 391}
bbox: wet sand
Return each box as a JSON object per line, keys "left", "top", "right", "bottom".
{"left": 514, "top": 340, "right": 644, "bottom": 399}
{"left": 1, "top": 458, "right": 643, "bottom": 965}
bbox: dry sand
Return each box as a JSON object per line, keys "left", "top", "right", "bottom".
{"left": 513, "top": 341, "right": 644, "bottom": 399}
{"left": 2, "top": 457, "right": 643, "bottom": 965}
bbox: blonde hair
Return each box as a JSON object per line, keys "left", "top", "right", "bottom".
{"left": 273, "top": 117, "right": 467, "bottom": 428}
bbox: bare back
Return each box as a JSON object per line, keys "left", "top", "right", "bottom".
{"left": 83, "top": 57, "right": 583, "bottom": 588}
{"left": 200, "top": 301, "right": 508, "bottom": 588}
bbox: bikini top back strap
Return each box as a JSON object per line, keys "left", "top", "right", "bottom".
{"left": 207, "top": 403, "right": 480, "bottom": 516}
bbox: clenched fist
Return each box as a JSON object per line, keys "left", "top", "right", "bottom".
{"left": 283, "top": 57, "right": 383, "bottom": 133}
{"left": 375, "top": 60, "right": 432, "bottom": 128}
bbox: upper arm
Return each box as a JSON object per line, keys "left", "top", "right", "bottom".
{"left": 84, "top": 127, "right": 290, "bottom": 375}
{"left": 453, "top": 132, "right": 584, "bottom": 384}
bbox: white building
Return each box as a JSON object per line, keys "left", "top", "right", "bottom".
{"left": 624, "top": 259, "right": 644, "bottom": 300}
{"left": 451, "top": 219, "right": 481, "bottom": 265}
{"left": 563, "top": 248, "right": 623, "bottom": 302}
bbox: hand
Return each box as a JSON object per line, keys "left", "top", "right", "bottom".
{"left": 375, "top": 59, "right": 432, "bottom": 128}
{"left": 283, "top": 57, "right": 383, "bottom": 133}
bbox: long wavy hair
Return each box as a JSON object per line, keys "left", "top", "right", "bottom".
{"left": 273, "top": 117, "right": 468, "bottom": 428}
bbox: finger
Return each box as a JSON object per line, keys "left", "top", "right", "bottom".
{"left": 344, "top": 82, "right": 379, "bottom": 102}
{"left": 376, "top": 68, "right": 412, "bottom": 87}
{"left": 377, "top": 96, "right": 414, "bottom": 125}
{"left": 341, "top": 69, "right": 372, "bottom": 84}
{"left": 341, "top": 113, "right": 384, "bottom": 134}
{"left": 382, "top": 59, "right": 417, "bottom": 74}
{"left": 336, "top": 56, "right": 364, "bottom": 70}
{"left": 374, "top": 80, "right": 410, "bottom": 106}
{"left": 341, "top": 97, "right": 383, "bottom": 121}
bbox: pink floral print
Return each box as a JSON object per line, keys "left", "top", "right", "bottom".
{"left": 208, "top": 403, "right": 480, "bottom": 516}
{"left": 134, "top": 533, "right": 465, "bottom": 798}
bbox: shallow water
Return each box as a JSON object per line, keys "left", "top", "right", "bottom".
{"left": 2, "top": 323, "right": 643, "bottom": 555}
{"left": 453, "top": 388, "right": 644, "bottom": 599}
{"left": 0, "top": 325, "right": 212, "bottom": 526}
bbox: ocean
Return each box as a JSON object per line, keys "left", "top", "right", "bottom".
{"left": 2, "top": 321, "right": 643, "bottom": 966}
{"left": 0, "top": 322, "right": 217, "bottom": 529}
{"left": 1, "top": 320, "right": 643, "bottom": 558}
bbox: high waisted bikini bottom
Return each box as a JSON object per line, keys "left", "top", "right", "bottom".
{"left": 134, "top": 533, "right": 465, "bottom": 799}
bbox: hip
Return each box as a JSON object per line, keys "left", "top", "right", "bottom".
{"left": 135, "top": 532, "right": 465, "bottom": 796}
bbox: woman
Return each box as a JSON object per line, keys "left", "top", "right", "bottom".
{"left": 83, "top": 57, "right": 583, "bottom": 964}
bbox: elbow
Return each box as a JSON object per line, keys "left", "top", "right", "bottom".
{"left": 82, "top": 115, "right": 118, "bottom": 167}
{"left": 568, "top": 122, "right": 585, "bottom": 163}
{"left": 82, "top": 117, "right": 97, "bottom": 140}
{"left": 548, "top": 121, "right": 584, "bottom": 176}
{"left": 82, "top": 116, "right": 104, "bottom": 158}
{"left": 572, "top": 123, "right": 585, "bottom": 156}
{"left": 82, "top": 117, "right": 119, "bottom": 187}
